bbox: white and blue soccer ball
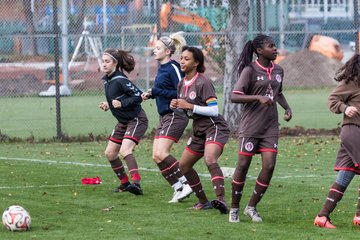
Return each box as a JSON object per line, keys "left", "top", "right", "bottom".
{"left": 2, "top": 205, "right": 31, "bottom": 231}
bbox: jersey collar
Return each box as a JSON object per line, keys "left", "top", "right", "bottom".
{"left": 255, "top": 60, "right": 275, "bottom": 80}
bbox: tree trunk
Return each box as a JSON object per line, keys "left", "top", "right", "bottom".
{"left": 22, "top": 0, "right": 38, "bottom": 56}
{"left": 222, "top": 0, "right": 249, "bottom": 134}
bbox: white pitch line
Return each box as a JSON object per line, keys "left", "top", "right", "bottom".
{"left": 0, "top": 156, "right": 331, "bottom": 180}
{"left": 0, "top": 184, "right": 84, "bottom": 190}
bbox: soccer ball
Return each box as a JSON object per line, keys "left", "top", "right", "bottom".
{"left": 2, "top": 205, "right": 31, "bottom": 231}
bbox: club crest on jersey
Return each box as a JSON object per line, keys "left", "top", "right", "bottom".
{"left": 257, "top": 76, "right": 264, "bottom": 81}
{"left": 276, "top": 74, "right": 282, "bottom": 83}
{"left": 189, "top": 91, "right": 196, "bottom": 100}
{"left": 244, "top": 142, "right": 254, "bottom": 152}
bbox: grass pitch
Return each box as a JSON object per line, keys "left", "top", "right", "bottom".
{"left": 0, "top": 88, "right": 342, "bottom": 139}
{"left": 1, "top": 137, "right": 359, "bottom": 239}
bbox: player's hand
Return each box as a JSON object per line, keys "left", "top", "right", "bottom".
{"left": 258, "top": 96, "right": 274, "bottom": 105}
{"left": 345, "top": 106, "right": 358, "bottom": 118}
{"left": 170, "top": 99, "right": 178, "bottom": 109}
{"left": 141, "top": 92, "right": 150, "bottom": 100}
{"left": 112, "top": 99, "right": 122, "bottom": 108}
{"left": 284, "top": 108, "right": 292, "bottom": 122}
{"left": 177, "top": 99, "right": 193, "bottom": 110}
{"left": 99, "top": 102, "right": 109, "bottom": 111}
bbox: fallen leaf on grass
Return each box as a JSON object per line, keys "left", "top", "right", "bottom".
{"left": 102, "top": 206, "right": 114, "bottom": 212}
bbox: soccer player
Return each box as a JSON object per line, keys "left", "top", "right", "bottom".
{"left": 170, "top": 46, "right": 230, "bottom": 214}
{"left": 229, "top": 34, "right": 292, "bottom": 223}
{"left": 141, "top": 32, "right": 192, "bottom": 203}
{"left": 99, "top": 48, "right": 148, "bottom": 195}
{"left": 314, "top": 53, "right": 360, "bottom": 229}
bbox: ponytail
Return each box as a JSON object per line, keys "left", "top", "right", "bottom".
{"left": 235, "top": 34, "right": 273, "bottom": 77}
{"left": 169, "top": 31, "right": 186, "bottom": 54}
{"left": 234, "top": 40, "right": 254, "bottom": 77}
{"left": 103, "top": 48, "right": 135, "bottom": 73}
{"left": 159, "top": 31, "right": 186, "bottom": 55}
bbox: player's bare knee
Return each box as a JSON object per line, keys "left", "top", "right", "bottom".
{"left": 153, "top": 151, "right": 170, "bottom": 163}
{"left": 203, "top": 156, "right": 217, "bottom": 166}
{"left": 152, "top": 153, "right": 161, "bottom": 163}
{"left": 119, "top": 149, "right": 133, "bottom": 158}
{"left": 104, "top": 150, "right": 117, "bottom": 161}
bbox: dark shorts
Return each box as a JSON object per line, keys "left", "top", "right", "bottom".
{"left": 238, "top": 136, "right": 278, "bottom": 156}
{"left": 109, "top": 109, "right": 148, "bottom": 144}
{"left": 186, "top": 119, "right": 230, "bottom": 156}
{"left": 155, "top": 112, "right": 189, "bottom": 142}
{"left": 334, "top": 125, "right": 360, "bottom": 174}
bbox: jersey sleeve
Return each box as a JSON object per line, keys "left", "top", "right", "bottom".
{"left": 200, "top": 78, "right": 217, "bottom": 105}
{"left": 117, "top": 78, "right": 142, "bottom": 108}
{"left": 328, "top": 81, "right": 352, "bottom": 114}
{"left": 232, "top": 66, "right": 253, "bottom": 95}
{"left": 278, "top": 70, "right": 284, "bottom": 95}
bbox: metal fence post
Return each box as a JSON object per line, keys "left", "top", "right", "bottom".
{"left": 355, "top": 0, "right": 359, "bottom": 53}
{"left": 52, "top": 0, "right": 62, "bottom": 139}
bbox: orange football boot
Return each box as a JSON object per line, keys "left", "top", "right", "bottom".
{"left": 314, "top": 215, "right": 336, "bottom": 229}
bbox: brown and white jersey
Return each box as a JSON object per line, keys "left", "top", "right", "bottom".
{"left": 328, "top": 80, "right": 360, "bottom": 127}
{"left": 232, "top": 61, "right": 284, "bottom": 138}
{"left": 178, "top": 73, "right": 229, "bottom": 130}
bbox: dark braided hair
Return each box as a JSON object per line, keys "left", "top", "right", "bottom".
{"left": 235, "top": 34, "right": 273, "bottom": 77}
{"left": 103, "top": 48, "right": 135, "bottom": 73}
{"left": 334, "top": 53, "right": 360, "bottom": 87}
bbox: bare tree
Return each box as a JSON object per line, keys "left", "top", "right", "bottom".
{"left": 222, "top": 0, "right": 249, "bottom": 133}
{"left": 22, "top": 0, "right": 38, "bottom": 56}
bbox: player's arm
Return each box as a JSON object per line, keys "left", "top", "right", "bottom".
{"left": 151, "top": 71, "right": 179, "bottom": 99}
{"left": 193, "top": 97, "right": 219, "bottom": 117}
{"left": 149, "top": 87, "right": 177, "bottom": 98}
{"left": 113, "top": 79, "right": 142, "bottom": 108}
{"left": 277, "top": 92, "right": 292, "bottom": 121}
{"left": 328, "top": 82, "right": 351, "bottom": 114}
{"left": 231, "top": 93, "right": 272, "bottom": 104}
{"left": 231, "top": 67, "right": 273, "bottom": 105}
{"left": 176, "top": 98, "right": 218, "bottom": 117}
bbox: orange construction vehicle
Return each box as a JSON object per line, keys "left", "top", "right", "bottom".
{"left": 277, "top": 34, "right": 344, "bottom": 63}
{"left": 307, "top": 35, "right": 344, "bottom": 61}
{"left": 158, "top": 2, "right": 213, "bottom": 51}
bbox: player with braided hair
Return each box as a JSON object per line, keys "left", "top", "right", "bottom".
{"left": 229, "top": 34, "right": 292, "bottom": 223}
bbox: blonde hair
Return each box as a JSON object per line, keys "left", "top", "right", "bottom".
{"left": 159, "top": 31, "right": 186, "bottom": 55}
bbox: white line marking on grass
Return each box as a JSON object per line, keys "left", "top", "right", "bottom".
{"left": 0, "top": 156, "right": 329, "bottom": 179}
{"left": 0, "top": 157, "right": 109, "bottom": 168}
{"left": 0, "top": 184, "right": 83, "bottom": 189}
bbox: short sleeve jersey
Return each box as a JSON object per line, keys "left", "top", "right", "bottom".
{"left": 178, "top": 73, "right": 226, "bottom": 126}
{"left": 232, "top": 61, "right": 284, "bottom": 138}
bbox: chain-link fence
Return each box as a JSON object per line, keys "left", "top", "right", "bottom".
{"left": 0, "top": 0, "right": 359, "bottom": 140}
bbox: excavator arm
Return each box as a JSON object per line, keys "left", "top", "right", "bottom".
{"left": 160, "top": 2, "right": 213, "bottom": 51}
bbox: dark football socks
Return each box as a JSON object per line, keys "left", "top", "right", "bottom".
{"left": 110, "top": 157, "right": 129, "bottom": 184}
